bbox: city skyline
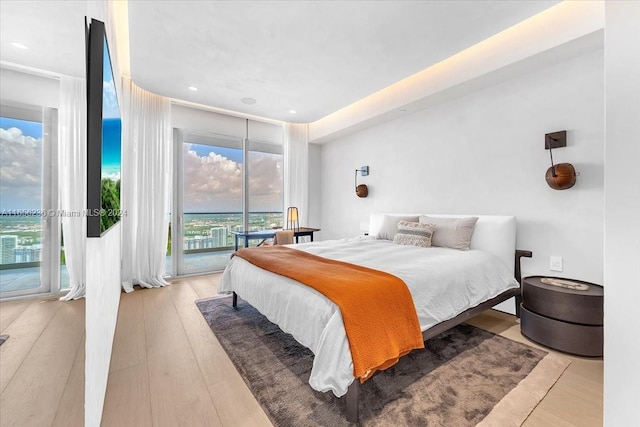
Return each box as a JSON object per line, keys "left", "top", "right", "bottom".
{"left": 1, "top": 212, "right": 283, "bottom": 266}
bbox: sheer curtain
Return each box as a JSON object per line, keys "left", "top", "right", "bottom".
{"left": 283, "top": 123, "right": 309, "bottom": 226}
{"left": 58, "top": 76, "right": 87, "bottom": 301}
{"left": 121, "top": 77, "right": 172, "bottom": 292}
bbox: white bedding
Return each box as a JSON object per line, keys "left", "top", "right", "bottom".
{"left": 218, "top": 236, "right": 518, "bottom": 397}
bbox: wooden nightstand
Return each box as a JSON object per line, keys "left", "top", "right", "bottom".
{"left": 520, "top": 276, "right": 603, "bottom": 357}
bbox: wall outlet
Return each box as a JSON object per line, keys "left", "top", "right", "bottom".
{"left": 550, "top": 256, "right": 563, "bottom": 272}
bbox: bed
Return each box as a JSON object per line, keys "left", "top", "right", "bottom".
{"left": 219, "top": 213, "right": 530, "bottom": 422}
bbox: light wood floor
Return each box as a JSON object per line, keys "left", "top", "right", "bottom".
{"left": 0, "top": 274, "right": 603, "bottom": 426}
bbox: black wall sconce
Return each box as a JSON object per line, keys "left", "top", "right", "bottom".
{"left": 355, "top": 166, "right": 369, "bottom": 198}
{"left": 545, "top": 131, "right": 576, "bottom": 190}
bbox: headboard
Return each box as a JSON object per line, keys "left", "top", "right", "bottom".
{"left": 368, "top": 213, "right": 516, "bottom": 273}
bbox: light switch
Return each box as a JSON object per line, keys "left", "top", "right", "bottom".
{"left": 550, "top": 256, "right": 563, "bottom": 272}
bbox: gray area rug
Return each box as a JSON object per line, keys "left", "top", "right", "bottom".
{"left": 196, "top": 296, "right": 563, "bottom": 426}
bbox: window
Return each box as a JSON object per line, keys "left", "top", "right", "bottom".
{"left": 180, "top": 134, "right": 244, "bottom": 273}
{"left": 248, "top": 139, "right": 283, "bottom": 230}
{"left": 0, "top": 116, "right": 44, "bottom": 294}
{"left": 169, "top": 112, "right": 283, "bottom": 277}
{"left": 0, "top": 105, "right": 61, "bottom": 298}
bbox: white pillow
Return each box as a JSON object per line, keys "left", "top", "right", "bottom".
{"left": 377, "top": 215, "right": 420, "bottom": 240}
{"left": 419, "top": 216, "right": 478, "bottom": 250}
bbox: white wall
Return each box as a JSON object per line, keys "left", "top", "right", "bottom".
{"left": 604, "top": 2, "right": 640, "bottom": 426}
{"left": 315, "top": 48, "right": 604, "bottom": 287}
{"left": 172, "top": 104, "right": 283, "bottom": 143}
{"left": 85, "top": 2, "right": 123, "bottom": 425}
{"left": 85, "top": 224, "right": 121, "bottom": 427}
{"left": 309, "top": 1, "right": 604, "bottom": 143}
{"left": 172, "top": 104, "right": 247, "bottom": 137}
{"left": 0, "top": 67, "right": 59, "bottom": 108}
{"left": 308, "top": 143, "right": 322, "bottom": 230}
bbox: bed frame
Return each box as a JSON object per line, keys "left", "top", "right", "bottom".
{"left": 343, "top": 248, "right": 532, "bottom": 422}
{"left": 232, "top": 249, "right": 532, "bottom": 423}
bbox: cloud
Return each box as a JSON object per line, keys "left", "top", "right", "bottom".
{"left": 183, "top": 144, "right": 282, "bottom": 213}
{"left": 102, "top": 172, "right": 121, "bottom": 181}
{"left": 248, "top": 151, "right": 283, "bottom": 211}
{"left": 102, "top": 80, "right": 120, "bottom": 118}
{"left": 0, "top": 127, "right": 42, "bottom": 209}
{"left": 183, "top": 144, "right": 243, "bottom": 212}
{"left": 0, "top": 132, "right": 281, "bottom": 213}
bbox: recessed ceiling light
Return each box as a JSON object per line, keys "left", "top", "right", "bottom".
{"left": 289, "top": 110, "right": 296, "bottom": 114}
{"left": 188, "top": 86, "right": 198, "bottom": 91}
{"left": 241, "top": 97, "right": 257, "bottom": 105}
{"left": 399, "top": 109, "right": 407, "bottom": 113}
{"left": 11, "top": 41, "right": 29, "bottom": 50}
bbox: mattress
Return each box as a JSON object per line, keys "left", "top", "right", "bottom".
{"left": 219, "top": 236, "right": 518, "bottom": 397}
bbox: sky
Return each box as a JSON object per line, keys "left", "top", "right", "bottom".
{"left": 0, "top": 120, "right": 280, "bottom": 214}
{"left": 0, "top": 119, "right": 42, "bottom": 211}
{"left": 183, "top": 143, "right": 282, "bottom": 213}
{"left": 0, "top": 118, "right": 41, "bottom": 138}
{"left": 102, "top": 118, "right": 121, "bottom": 181}
{"left": 100, "top": 38, "right": 121, "bottom": 182}
{"left": 102, "top": 38, "right": 120, "bottom": 119}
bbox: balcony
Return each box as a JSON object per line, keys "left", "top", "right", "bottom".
{"left": 0, "top": 262, "right": 70, "bottom": 294}
{"left": 0, "top": 212, "right": 282, "bottom": 296}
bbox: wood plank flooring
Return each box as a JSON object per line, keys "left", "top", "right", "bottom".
{"left": 0, "top": 274, "right": 603, "bottom": 426}
{"left": 0, "top": 297, "right": 85, "bottom": 427}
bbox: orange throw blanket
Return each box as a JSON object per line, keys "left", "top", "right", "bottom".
{"left": 233, "top": 245, "right": 425, "bottom": 382}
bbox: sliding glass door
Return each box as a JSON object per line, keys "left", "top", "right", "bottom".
{"left": 170, "top": 125, "right": 284, "bottom": 277}
{"left": 247, "top": 139, "right": 283, "bottom": 230}
{"left": 0, "top": 104, "right": 59, "bottom": 298}
{"left": 174, "top": 130, "right": 244, "bottom": 275}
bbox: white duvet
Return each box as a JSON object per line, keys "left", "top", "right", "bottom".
{"left": 218, "top": 236, "right": 518, "bottom": 397}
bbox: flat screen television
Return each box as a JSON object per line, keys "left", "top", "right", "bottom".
{"left": 86, "top": 18, "right": 122, "bottom": 237}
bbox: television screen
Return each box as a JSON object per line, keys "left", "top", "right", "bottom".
{"left": 86, "top": 18, "right": 121, "bottom": 237}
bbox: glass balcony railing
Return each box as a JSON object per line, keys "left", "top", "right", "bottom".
{"left": 180, "top": 211, "right": 283, "bottom": 249}
{"left": 175, "top": 211, "right": 283, "bottom": 275}
{"left": 0, "top": 212, "right": 71, "bottom": 294}
{"left": 1, "top": 211, "right": 285, "bottom": 293}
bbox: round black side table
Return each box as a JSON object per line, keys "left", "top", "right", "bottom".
{"left": 520, "top": 275, "right": 603, "bottom": 357}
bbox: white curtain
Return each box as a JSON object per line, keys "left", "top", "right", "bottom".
{"left": 58, "top": 76, "right": 87, "bottom": 300}
{"left": 121, "top": 78, "right": 172, "bottom": 292}
{"left": 283, "top": 123, "right": 309, "bottom": 226}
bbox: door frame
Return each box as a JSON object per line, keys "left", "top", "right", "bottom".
{"left": 0, "top": 103, "right": 60, "bottom": 299}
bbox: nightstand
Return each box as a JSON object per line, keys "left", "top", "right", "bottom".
{"left": 520, "top": 276, "right": 603, "bottom": 357}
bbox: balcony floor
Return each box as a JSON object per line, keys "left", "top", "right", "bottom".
{"left": 1, "top": 251, "right": 232, "bottom": 296}
{"left": 0, "top": 266, "right": 69, "bottom": 294}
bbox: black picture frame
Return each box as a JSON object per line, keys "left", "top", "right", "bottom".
{"left": 86, "top": 18, "right": 121, "bottom": 237}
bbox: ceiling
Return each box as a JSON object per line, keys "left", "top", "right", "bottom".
{"left": 0, "top": 0, "right": 87, "bottom": 78}
{"left": 1, "top": 1, "right": 559, "bottom": 123}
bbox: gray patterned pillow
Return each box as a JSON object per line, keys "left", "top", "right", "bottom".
{"left": 393, "top": 221, "right": 435, "bottom": 247}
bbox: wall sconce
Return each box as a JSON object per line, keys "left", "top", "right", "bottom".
{"left": 545, "top": 131, "right": 576, "bottom": 190}
{"left": 286, "top": 207, "right": 299, "bottom": 231}
{"left": 355, "top": 166, "right": 369, "bottom": 198}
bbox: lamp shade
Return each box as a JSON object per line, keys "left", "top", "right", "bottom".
{"left": 286, "top": 207, "right": 299, "bottom": 231}
{"left": 287, "top": 207, "right": 298, "bottom": 221}
{"left": 356, "top": 184, "right": 368, "bottom": 198}
{"left": 545, "top": 163, "right": 576, "bottom": 190}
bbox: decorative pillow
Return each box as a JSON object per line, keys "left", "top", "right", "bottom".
{"left": 419, "top": 216, "right": 479, "bottom": 250}
{"left": 393, "top": 221, "right": 435, "bottom": 247}
{"left": 376, "top": 215, "right": 420, "bottom": 240}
